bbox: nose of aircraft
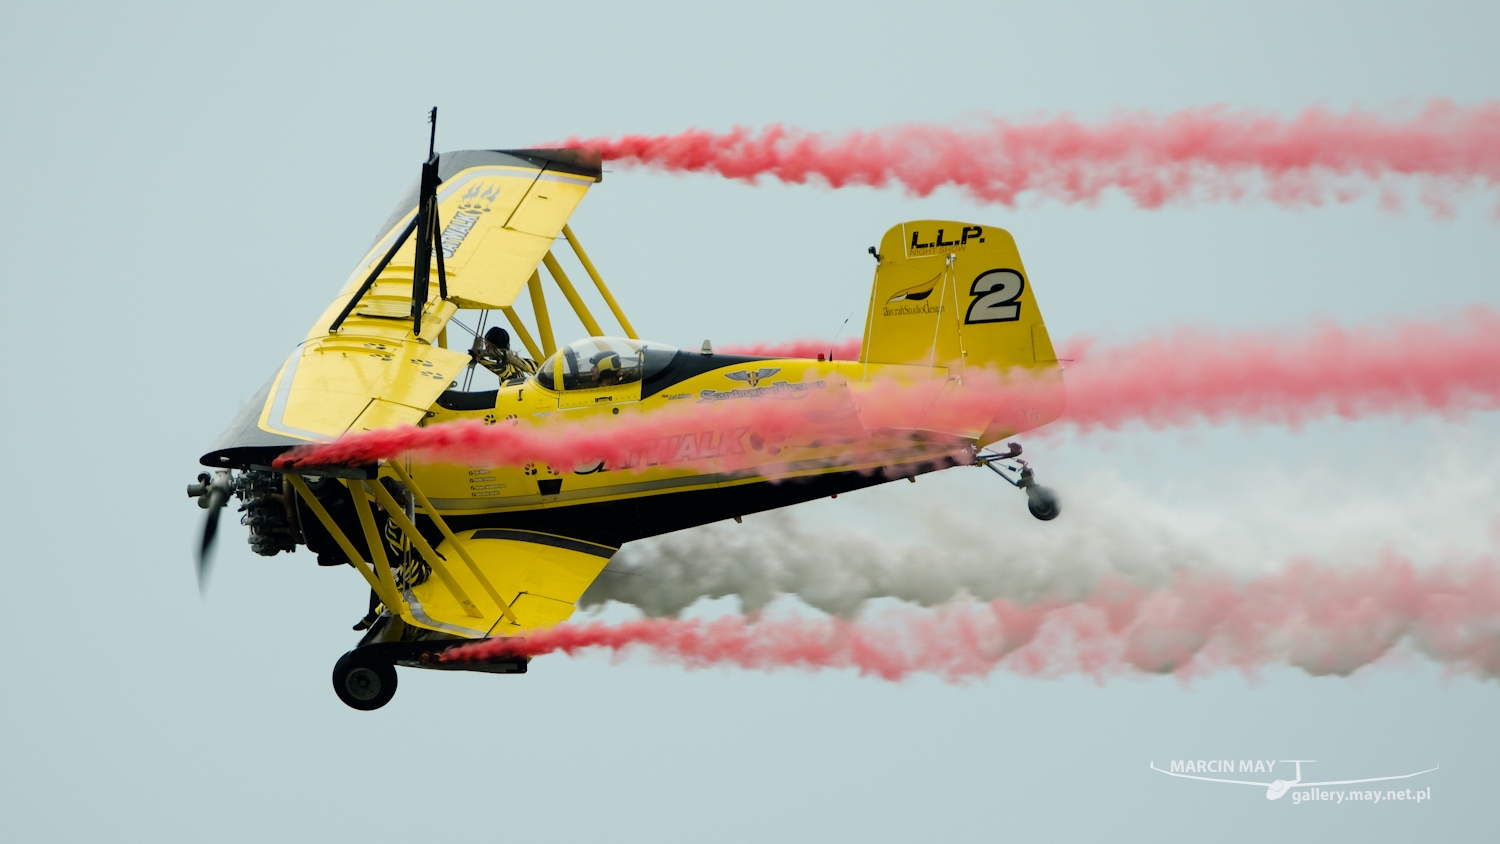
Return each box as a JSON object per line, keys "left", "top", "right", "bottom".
{"left": 1266, "top": 780, "right": 1291, "bottom": 800}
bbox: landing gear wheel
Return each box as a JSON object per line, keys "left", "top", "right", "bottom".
{"left": 1026, "top": 485, "right": 1061, "bottom": 521}
{"left": 332, "top": 650, "right": 397, "bottom": 711}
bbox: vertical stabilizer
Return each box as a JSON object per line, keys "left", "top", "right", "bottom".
{"left": 860, "top": 220, "right": 1064, "bottom": 441}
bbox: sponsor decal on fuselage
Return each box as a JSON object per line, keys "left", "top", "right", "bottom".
{"left": 699, "top": 374, "right": 828, "bottom": 403}
{"left": 618, "top": 427, "right": 752, "bottom": 468}
{"left": 728, "top": 367, "right": 780, "bottom": 388}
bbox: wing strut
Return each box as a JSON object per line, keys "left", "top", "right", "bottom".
{"left": 333, "top": 108, "right": 452, "bottom": 339}
{"left": 542, "top": 252, "right": 604, "bottom": 337}
{"left": 505, "top": 226, "right": 638, "bottom": 349}
{"left": 433, "top": 204, "right": 448, "bottom": 301}
{"left": 347, "top": 479, "right": 407, "bottom": 612}
{"left": 284, "top": 474, "right": 405, "bottom": 613}
{"left": 387, "top": 461, "right": 520, "bottom": 625}
{"left": 526, "top": 270, "right": 557, "bottom": 357}
{"left": 410, "top": 154, "right": 440, "bottom": 338}
{"left": 500, "top": 306, "right": 543, "bottom": 361}
{"left": 364, "top": 479, "right": 484, "bottom": 618}
{"left": 410, "top": 107, "right": 450, "bottom": 336}
{"left": 328, "top": 217, "right": 418, "bottom": 333}
{"left": 562, "top": 225, "right": 638, "bottom": 339}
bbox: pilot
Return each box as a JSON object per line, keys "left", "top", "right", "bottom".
{"left": 589, "top": 351, "right": 623, "bottom": 387}
{"left": 473, "top": 327, "right": 535, "bottom": 384}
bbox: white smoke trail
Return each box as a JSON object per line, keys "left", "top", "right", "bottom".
{"left": 581, "top": 423, "right": 1500, "bottom": 618}
{"left": 582, "top": 477, "right": 1198, "bottom": 616}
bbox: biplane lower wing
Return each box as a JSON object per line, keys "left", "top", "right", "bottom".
{"left": 401, "top": 529, "right": 617, "bottom": 638}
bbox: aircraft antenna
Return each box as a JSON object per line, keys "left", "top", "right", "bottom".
{"left": 829, "top": 310, "right": 854, "bottom": 361}
{"left": 428, "top": 106, "right": 438, "bottom": 160}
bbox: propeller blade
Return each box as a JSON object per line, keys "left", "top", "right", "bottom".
{"left": 193, "top": 474, "right": 231, "bottom": 595}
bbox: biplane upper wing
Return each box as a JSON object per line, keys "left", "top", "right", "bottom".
{"left": 202, "top": 149, "right": 602, "bottom": 467}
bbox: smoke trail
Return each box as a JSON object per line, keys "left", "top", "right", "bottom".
{"left": 558, "top": 100, "right": 1500, "bottom": 213}
{"left": 584, "top": 434, "right": 1500, "bottom": 618}
{"left": 277, "top": 373, "right": 939, "bottom": 471}
{"left": 447, "top": 555, "right": 1500, "bottom": 680}
{"left": 1060, "top": 305, "right": 1500, "bottom": 431}
{"left": 581, "top": 501, "right": 1195, "bottom": 618}
{"left": 540, "top": 431, "right": 1500, "bottom": 680}
{"left": 720, "top": 338, "right": 862, "bottom": 360}
{"left": 276, "top": 308, "right": 1500, "bottom": 470}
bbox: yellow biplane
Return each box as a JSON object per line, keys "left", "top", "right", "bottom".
{"left": 189, "top": 116, "right": 1066, "bottom": 710}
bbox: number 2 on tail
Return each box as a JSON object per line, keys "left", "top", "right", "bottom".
{"left": 964, "top": 269, "right": 1025, "bottom": 324}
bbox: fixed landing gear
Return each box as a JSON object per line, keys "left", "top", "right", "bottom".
{"left": 975, "top": 443, "right": 1061, "bottom": 521}
{"left": 1024, "top": 484, "right": 1060, "bottom": 521}
{"left": 333, "top": 650, "right": 398, "bottom": 711}
{"left": 330, "top": 638, "right": 530, "bottom": 711}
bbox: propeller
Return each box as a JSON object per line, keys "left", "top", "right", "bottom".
{"left": 187, "top": 471, "right": 233, "bottom": 594}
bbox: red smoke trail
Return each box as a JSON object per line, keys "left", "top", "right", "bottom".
{"left": 558, "top": 100, "right": 1500, "bottom": 213}
{"left": 277, "top": 376, "right": 931, "bottom": 472}
{"left": 276, "top": 308, "right": 1500, "bottom": 470}
{"left": 1060, "top": 306, "right": 1500, "bottom": 431}
{"left": 445, "top": 555, "right": 1500, "bottom": 680}
{"left": 720, "top": 338, "right": 862, "bottom": 360}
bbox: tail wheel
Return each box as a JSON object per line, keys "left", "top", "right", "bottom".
{"left": 1026, "top": 485, "right": 1061, "bottom": 521}
{"left": 332, "top": 650, "right": 397, "bottom": 711}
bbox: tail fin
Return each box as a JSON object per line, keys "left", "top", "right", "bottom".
{"left": 859, "top": 220, "right": 1063, "bottom": 439}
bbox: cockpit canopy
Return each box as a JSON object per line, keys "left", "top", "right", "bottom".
{"left": 534, "top": 337, "right": 679, "bottom": 391}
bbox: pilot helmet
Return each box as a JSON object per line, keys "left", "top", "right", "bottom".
{"left": 593, "top": 351, "right": 621, "bottom": 374}
{"left": 484, "top": 326, "right": 511, "bottom": 351}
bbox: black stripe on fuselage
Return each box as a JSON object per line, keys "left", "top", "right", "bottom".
{"left": 470, "top": 529, "right": 617, "bottom": 557}
{"left": 640, "top": 350, "right": 776, "bottom": 398}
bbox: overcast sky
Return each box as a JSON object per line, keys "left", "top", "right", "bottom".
{"left": 2, "top": 1, "right": 1497, "bottom": 841}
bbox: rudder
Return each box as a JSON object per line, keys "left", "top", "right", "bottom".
{"left": 861, "top": 220, "right": 1057, "bottom": 372}
{"left": 859, "top": 220, "right": 1063, "bottom": 439}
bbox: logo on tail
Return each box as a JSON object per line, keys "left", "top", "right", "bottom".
{"left": 886, "top": 272, "right": 942, "bottom": 304}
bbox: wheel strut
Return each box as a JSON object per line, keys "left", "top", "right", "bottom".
{"left": 974, "top": 442, "right": 1061, "bottom": 521}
